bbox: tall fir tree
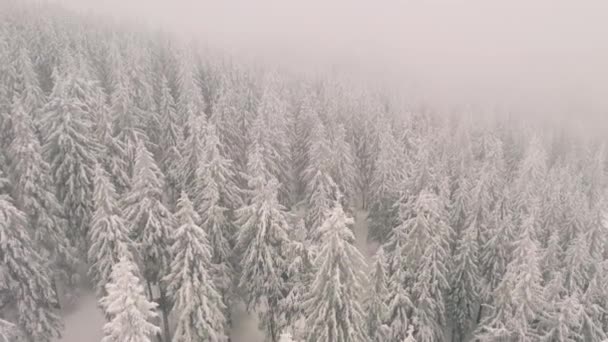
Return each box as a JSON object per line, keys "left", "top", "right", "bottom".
{"left": 8, "top": 96, "right": 76, "bottom": 287}
{"left": 41, "top": 69, "right": 98, "bottom": 253}
{"left": 235, "top": 164, "right": 291, "bottom": 342}
{"left": 122, "top": 140, "right": 174, "bottom": 341}
{"left": 0, "top": 169, "right": 62, "bottom": 342}
{"left": 165, "top": 192, "right": 227, "bottom": 342}
{"left": 365, "top": 247, "right": 389, "bottom": 342}
{"left": 100, "top": 256, "right": 160, "bottom": 342}
{"left": 303, "top": 200, "right": 368, "bottom": 342}
{"left": 88, "top": 164, "right": 133, "bottom": 297}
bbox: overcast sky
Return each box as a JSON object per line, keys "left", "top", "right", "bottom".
{"left": 50, "top": 0, "right": 608, "bottom": 131}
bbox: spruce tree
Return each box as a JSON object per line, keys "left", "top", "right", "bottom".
{"left": 157, "top": 75, "right": 183, "bottom": 205}
{"left": 449, "top": 217, "right": 481, "bottom": 341}
{"left": 100, "top": 256, "right": 160, "bottom": 342}
{"left": 0, "top": 170, "right": 62, "bottom": 342}
{"left": 366, "top": 247, "right": 389, "bottom": 342}
{"left": 88, "top": 164, "right": 133, "bottom": 297}
{"left": 165, "top": 192, "right": 227, "bottom": 342}
{"left": 41, "top": 70, "right": 98, "bottom": 252}
{"left": 303, "top": 200, "right": 368, "bottom": 342}
{"left": 122, "top": 140, "right": 174, "bottom": 341}
{"left": 235, "top": 162, "right": 291, "bottom": 342}
{"left": 8, "top": 96, "right": 76, "bottom": 286}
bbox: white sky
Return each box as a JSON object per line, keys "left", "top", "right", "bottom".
{"left": 49, "top": 0, "right": 608, "bottom": 130}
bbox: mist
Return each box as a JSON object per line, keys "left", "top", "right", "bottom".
{"left": 48, "top": 0, "right": 607, "bottom": 128}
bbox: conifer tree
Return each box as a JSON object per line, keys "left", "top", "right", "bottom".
{"left": 8, "top": 96, "right": 75, "bottom": 284}
{"left": 400, "top": 189, "right": 452, "bottom": 342}
{"left": 122, "top": 140, "right": 174, "bottom": 340}
{"left": 303, "top": 200, "right": 368, "bottom": 342}
{"left": 235, "top": 165, "right": 291, "bottom": 342}
{"left": 93, "top": 96, "right": 130, "bottom": 193}
{"left": 180, "top": 113, "right": 206, "bottom": 192}
{"left": 449, "top": 218, "right": 481, "bottom": 341}
{"left": 165, "top": 192, "right": 227, "bottom": 342}
{"left": 0, "top": 170, "right": 62, "bottom": 342}
{"left": 329, "top": 123, "right": 357, "bottom": 207}
{"left": 366, "top": 247, "right": 389, "bottom": 342}
{"left": 384, "top": 232, "right": 414, "bottom": 341}
{"left": 88, "top": 164, "right": 133, "bottom": 297}
{"left": 157, "top": 75, "right": 183, "bottom": 205}
{"left": 41, "top": 70, "right": 98, "bottom": 252}
{"left": 100, "top": 256, "right": 160, "bottom": 342}
{"left": 12, "top": 46, "right": 45, "bottom": 120}
{"left": 476, "top": 213, "right": 546, "bottom": 341}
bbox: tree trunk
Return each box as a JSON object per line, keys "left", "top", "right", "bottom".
{"left": 146, "top": 281, "right": 164, "bottom": 342}
{"left": 159, "top": 287, "right": 171, "bottom": 342}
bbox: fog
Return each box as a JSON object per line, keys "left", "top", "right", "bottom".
{"left": 50, "top": 0, "right": 608, "bottom": 131}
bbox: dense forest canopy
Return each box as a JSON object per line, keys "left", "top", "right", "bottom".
{"left": 0, "top": 2, "right": 607, "bottom": 342}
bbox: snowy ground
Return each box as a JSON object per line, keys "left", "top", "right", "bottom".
{"left": 58, "top": 210, "right": 372, "bottom": 342}
{"left": 58, "top": 293, "right": 104, "bottom": 342}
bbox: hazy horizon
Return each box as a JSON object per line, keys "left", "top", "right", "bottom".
{"left": 46, "top": 0, "right": 608, "bottom": 132}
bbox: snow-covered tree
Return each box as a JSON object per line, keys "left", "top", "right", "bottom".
{"left": 448, "top": 218, "right": 481, "bottom": 341}
{"left": 476, "top": 213, "right": 546, "bottom": 341}
{"left": 122, "top": 140, "right": 174, "bottom": 340}
{"left": 180, "top": 113, "right": 206, "bottom": 192}
{"left": 156, "top": 75, "right": 183, "bottom": 205}
{"left": 165, "top": 192, "right": 227, "bottom": 342}
{"left": 399, "top": 189, "right": 452, "bottom": 342}
{"left": 329, "top": 122, "right": 357, "bottom": 207}
{"left": 0, "top": 170, "right": 62, "bottom": 342}
{"left": 195, "top": 122, "right": 242, "bottom": 212}
{"left": 93, "top": 95, "right": 130, "bottom": 193}
{"left": 88, "top": 164, "right": 133, "bottom": 297}
{"left": 8, "top": 96, "right": 76, "bottom": 283}
{"left": 41, "top": 70, "right": 98, "bottom": 252}
{"left": 100, "top": 256, "right": 160, "bottom": 342}
{"left": 109, "top": 61, "right": 144, "bottom": 177}
{"left": 384, "top": 236, "right": 414, "bottom": 341}
{"left": 303, "top": 201, "right": 368, "bottom": 342}
{"left": 11, "top": 45, "right": 45, "bottom": 124}
{"left": 305, "top": 170, "right": 337, "bottom": 238}
{"left": 366, "top": 247, "right": 389, "bottom": 342}
{"left": 235, "top": 172, "right": 291, "bottom": 342}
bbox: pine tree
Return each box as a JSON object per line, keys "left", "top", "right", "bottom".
{"left": 157, "top": 75, "right": 183, "bottom": 205}
{"left": 303, "top": 201, "right": 368, "bottom": 342}
{"left": 400, "top": 189, "right": 452, "bottom": 342}
{"left": 305, "top": 170, "right": 337, "bottom": 239}
{"left": 122, "top": 140, "right": 174, "bottom": 341}
{"left": 366, "top": 247, "right": 389, "bottom": 342}
{"left": 194, "top": 122, "right": 241, "bottom": 318}
{"left": 109, "top": 62, "right": 144, "bottom": 177}
{"left": 165, "top": 192, "right": 227, "bottom": 342}
{"left": 329, "top": 123, "right": 356, "bottom": 207}
{"left": 384, "top": 235, "right": 414, "bottom": 341}
{"left": 41, "top": 70, "right": 98, "bottom": 252}
{"left": 180, "top": 113, "right": 206, "bottom": 192}
{"left": 8, "top": 96, "right": 76, "bottom": 285}
{"left": 0, "top": 170, "right": 62, "bottom": 342}
{"left": 12, "top": 46, "right": 45, "bottom": 121}
{"left": 280, "top": 218, "right": 314, "bottom": 328}
{"left": 235, "top": 169, "right": 291, "bottom": 342}
{"left": 88, "top": 164, "right": 133, "bottom": 297}
{"left": 175, "top": 49, "right": 206, "bottom": 124}
{"left": 93, "top": 96, "right": 130, "bottom": 193}
{"left": 449, "top": 218, "right": 481, "bottom": 341}
{"left": 476, "top": 213, "right": 546, "bottom": 341}
{"left": 100, "top": 256, "right": 160, "bottom": 342}
{"left": 195, "top": 122, "right": 242, "bottom": 212}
